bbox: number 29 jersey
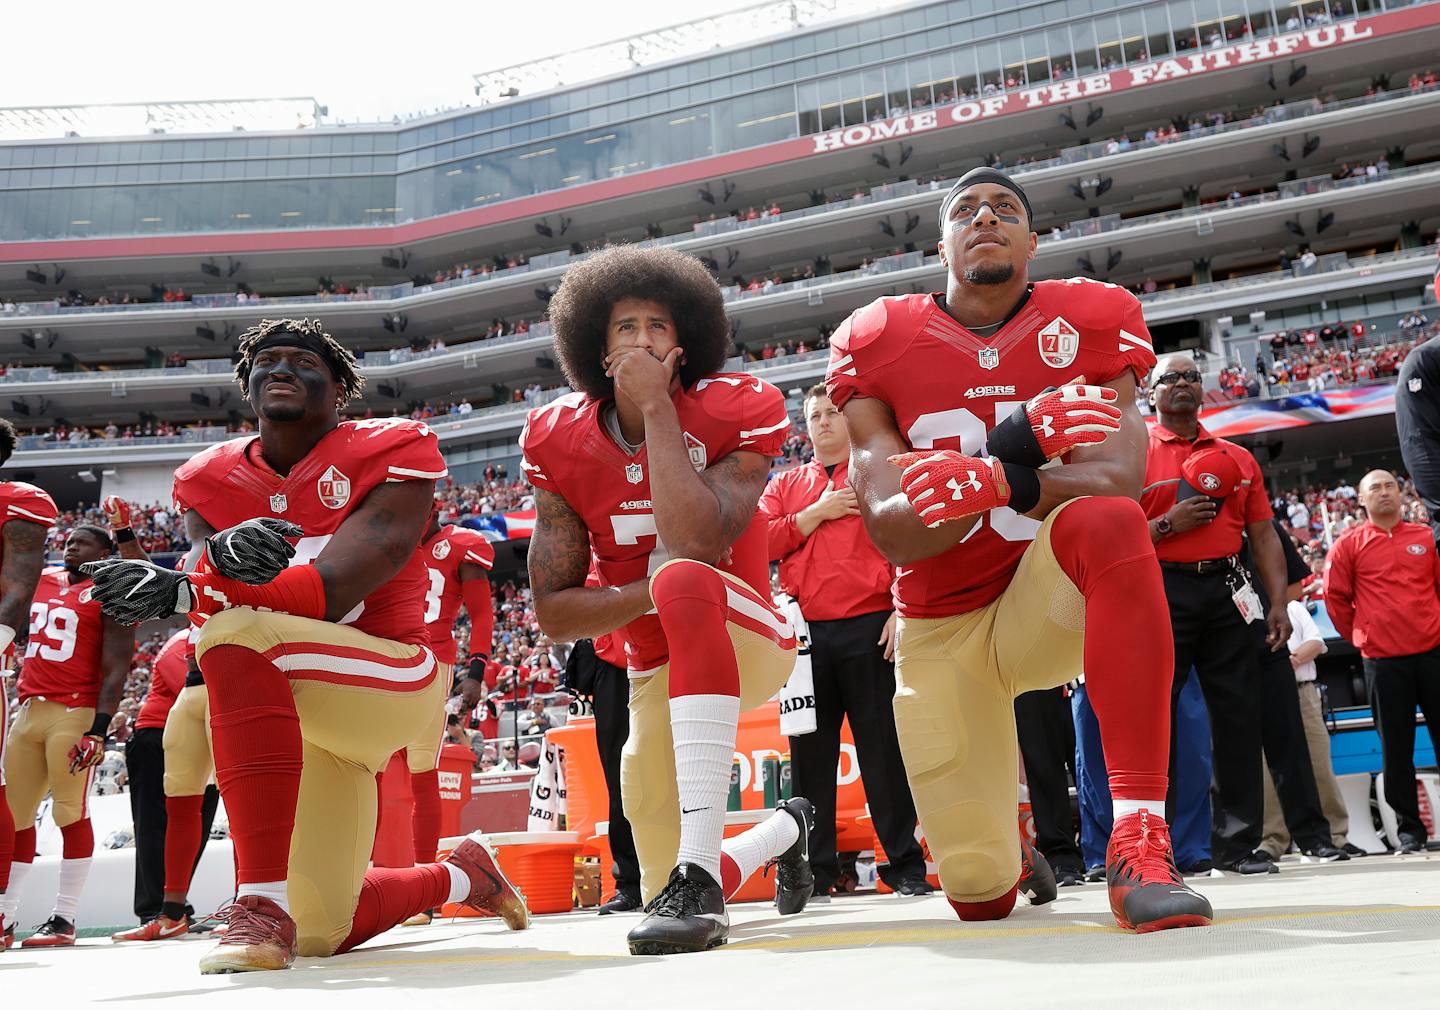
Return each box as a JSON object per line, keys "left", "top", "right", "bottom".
{"left": 173, "top": 418, "right": 448, "bottom": 647}
{"left": 520, "top": 374, "right": 791, "bottom": 674}
{"left": 18, "top": 566, "right": 105, "bottom": 708}
{"left": 825, "top": 281, "right": 1156, "bottom": 619}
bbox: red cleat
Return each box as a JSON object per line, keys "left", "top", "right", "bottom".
{"left": 20, "top": 915, "right": 76, "bottom": 948}
{"left": 112, "top": 913, "right": 191, "bottom": 943}
{"left": 1106, "top": 809, "right": 1213, "bottom": 932}
{"left": 197, "top": 896, "right": 297, "bottom": 974}
{"left": 446, "top": 832, "right": 530, "bottom": 930}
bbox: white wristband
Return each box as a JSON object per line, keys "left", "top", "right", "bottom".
{"left": 0, "top": 624, "right": 15, "bottom": 655}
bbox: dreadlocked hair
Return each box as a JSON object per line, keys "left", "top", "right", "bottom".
{"left": 234, "top": 318, "right": 365, "bottom": 406}
{"left": 0, "top": 418, "right": 16, "bottom": 466}
{"left": 547, "top": 245, "right": 731, "bottom": 400}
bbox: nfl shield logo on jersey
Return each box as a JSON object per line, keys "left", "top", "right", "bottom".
{"left": 1410, "top": 377, "right": 1423, "bottom": 393}
{"left": 684, "top": 432, "right": 708, "bottom": 472}
{"left": 431, "top": 539, "right": 451, "bottom": 560}
{"left": 625, "top": 462, "right": 644, "bottom": 484}
{"left": 1038, "top": 316, "right": 1080, "bottom": 368}
{"left": 269, "top": 493, "right": 288, "bottom": 514}
{"left": 978, "top": 347, "right": 1001, "bottom": 370}
{"left": 317, "top": 465, "right": 351, "bottom": 510}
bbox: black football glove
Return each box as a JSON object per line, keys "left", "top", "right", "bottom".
{"left": 205, "top": 518, "right": 303, "bottom": 585}
{"left": 81, "top": 559, "right": 194, "bottom": 625}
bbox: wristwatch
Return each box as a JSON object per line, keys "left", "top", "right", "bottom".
{"left": 1156, "top": 515, "right": 1173, "bottom": 536}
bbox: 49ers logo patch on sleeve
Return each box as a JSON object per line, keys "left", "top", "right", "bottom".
{"left": 317, "top": 465, "right": 352, "bottom": 509}
{"left": 1038, "top": 316, "right": 1080, "bottom": 368}
{"left": 431, "top": 538, "right": 452, "bottom": 560}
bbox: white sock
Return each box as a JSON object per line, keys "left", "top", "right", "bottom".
{"left": 670, "top": 693, "right": 741, "bottom": 884}
{"left": 443, "top": 862, "right": 470, "bottom": 904}
{"left": 236, "top": 880, "right": 290, "bottom": 913}
{"left": 1112, "top": 798, "right": 1167, "bottom": 822}
{"left": 721, "top": 807, "right": 801, "bottom": 893}
{"left": 52, "top": 857, "right": 92, "bottom": 922}
{"left": 0, "top": 862, "right": 31, "bottom": 917}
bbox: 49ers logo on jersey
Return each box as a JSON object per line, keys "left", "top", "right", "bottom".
{"left": 317, "top": 465, "right": 352, "bottom": 509}
{"left": 1038, "top": 316, "right": 1080, "bottom": 368}
{"left": 432, "top": 539, "right": 452, "bottom": 560}
{"left": 684, "top": 432, "right": 708, "bottom": 472}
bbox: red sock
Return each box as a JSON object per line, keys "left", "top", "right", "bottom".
{"left": 60, "top": 819, "right": 94, "bottom": 860}
{"left": 0, "top": 782, "right": 13, "bottom": 892}
{"left": 202, "top": 643, "right": 302, "bottom": 884}
{"left": 719, "top": 852, "right": 742, "bottom": 899}
{"left": 1050, "top": 497, "right": 1172, "bottom": 801}
{"left": 334, "top": 864, "right": 452, "bottom": 954}
{"left": 164, "top": 794, "right": 206, "bottom": 895}
{"left": 651, "top": 560, "right": 740, "bottom": 698}
{"left": 948, "top": 884, "right": 1018, "bottom": 921}
{"left": 13, "top": 826, "right": 36, "bottom": 865}
{"left": 410, "top": 769, "right": 442, "bottom": 865}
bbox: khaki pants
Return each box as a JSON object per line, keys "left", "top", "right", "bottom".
{"left": 163, "top": 684, "right": 214, "bottom": 797}
{"left": 401, "top": 662, "right": 452, "bottom": 774}
{"left": 4, "top": 698, "right": 96, "bottom": 828}
{"left": 1261, "top": 680, "right": 1349, "bottom": 855}
{"left": 622, "top": 560, "right": 797, "bottom": 904}
{"left": 196, "top": 609, "right": 444, "bottom": 956}
{"left": 893, "top": 500, "right": 1087, "bottom": 903}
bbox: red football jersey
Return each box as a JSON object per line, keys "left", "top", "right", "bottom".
{"left": 420, "top": 524, "right": 495, "bottom": 664}
{"left": 135, "top": 629, "right": 189, "bottom": 730}
{"left": 825, "top": 281, "right": 1156, "bottom": 618}
{"left": 18, "top": 566, "right": 106, "bottom": 708}
{"left": 520, "top": 374, "right": 791, "bottom": 673}
{"left": 173, "top": 418, "right": 448, "bottom": 647}
{"left": 1, "top": 481, "right": 59, "bottom": 535}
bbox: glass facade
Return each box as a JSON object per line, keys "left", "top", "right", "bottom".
{"left": 0, "top": 0, "right": 1400, "bottom": 241}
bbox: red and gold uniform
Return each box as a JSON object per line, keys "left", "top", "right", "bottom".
{"left": 6, "top": 566, "right": 106, "bottom": 831}
{"left": 176, "top": 417, "right": 450, "bottom": 955}
{"left": 521, "top": 375, "right": 797, "bottom": 900}
{"left": 826, "top": 281, "right": 1170, "bottom": 905}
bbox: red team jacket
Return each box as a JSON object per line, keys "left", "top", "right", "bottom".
{"left": 1324, "top": 519, "right": 1440, "bottom": 659}
{"left": 19, "top": 565, "right": 106, "bottom": 708}
{"left": 758, "top": 458, "right": 893, "bottom": 621}
{"left": 134, "top": 629, "right": 190, "bottom": 730}
{"left": 420, "top": 523, "right": 495, "bottom": 665}
{"left": 520, "top": 374, "right": 792, "bottom": 673}
{"left": 825, "top": 282, "right": 1156, "bottom": 618}
{"left": 173, "top": 419, "right": 448, "bottom": 648}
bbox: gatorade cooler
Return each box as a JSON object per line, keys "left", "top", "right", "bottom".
{"left": 438, "top": 831, "right": 582, "bottom": 916}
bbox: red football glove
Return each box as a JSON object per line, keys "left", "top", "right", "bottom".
{"left": 101, "top": 495, "right": 133, "bottom": 532}
{"left": 987, "top": 385, "right": 1122, "bottom": 466}
{"left": 889, "top": 451, "right": 1012, "bottom": 527}
{"left": 67, "top": 733, "right": 105, "bottom": 775}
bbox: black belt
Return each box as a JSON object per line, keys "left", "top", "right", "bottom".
{"left": 1159, "top": 556, "right": 1237, "bottom": 575}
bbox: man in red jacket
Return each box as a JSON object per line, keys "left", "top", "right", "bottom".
{"left": 759, "top": 384, "right": 926, "bottom": 899}
{"left": 1324, "top": 469, "right": 1440, "bottom": 853}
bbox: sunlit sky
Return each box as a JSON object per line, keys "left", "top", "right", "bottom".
{"left": 6, "top": 0, "right": 904, "bottom": 123}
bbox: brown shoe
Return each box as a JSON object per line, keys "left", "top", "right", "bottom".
{"left": 401, "top": 909, "right": 435, "bottom": 927}
{"left": 445, "top": 832, "right": 530, "bottom": 930}
{"left": 198, "top": 896, "right": 297, "bottom": 974}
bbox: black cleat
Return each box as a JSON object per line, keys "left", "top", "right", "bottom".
{"left": 1019, "top": 839, "right": 1058, "bottom": 906}
{"left": 597, "top": 889, "right": 643, "bottom": 915}
{"left": 1395, "top": 835, "right": 1425, "bottom": 855}
{"left": 770, "top": 797, "right": 815, "bottom": 916}
{"left": 893, "top": 877, "right": 936, "bottom": 896}
{"left": 627, "top": 863, "right": 728, "bottom": 956}
{"left": 1224, "top": 851, "right": 1279, "bottom": 874}
{"left": 1303, "top": 843, "right": 1349, "bottom": 863}
{"left": 1340, "top": 842, "right": 1368, "bottom": 858}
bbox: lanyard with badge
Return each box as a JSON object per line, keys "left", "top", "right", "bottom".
{"left": 1224, "top": 559, "right": 1263, "bottom": 624}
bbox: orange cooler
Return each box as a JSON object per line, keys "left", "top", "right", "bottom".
{"left": 438, "top": 830, "right": 583, "bottom": 916}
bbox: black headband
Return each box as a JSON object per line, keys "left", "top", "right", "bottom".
{"left": 938, "top": 167, "right": 1034, "bottom": 230}
{"left": 251, "top": 329, "right": 341, "bottom": 376}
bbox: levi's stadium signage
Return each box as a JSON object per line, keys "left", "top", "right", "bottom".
{"left": 810, "top": 19, "right": 1380, "bottom": 155}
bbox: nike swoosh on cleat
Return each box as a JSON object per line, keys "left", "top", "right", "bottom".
{"left": 159, "top": 922, "right": 187, "bottom": 937}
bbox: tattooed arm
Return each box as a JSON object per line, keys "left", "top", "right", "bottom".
{"left": 529, "top": 488, "right": 652, "bottom": 642}
{"left": 0, "top": 518, "right": 47, "bottom": 635}
{"left": 315, "top": 479, "right": 434, "bottom": 622}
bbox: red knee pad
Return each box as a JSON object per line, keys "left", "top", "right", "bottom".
{"left": 60, "top": 819, "right": 94, "bottom": 860}
{"left": 650, "top": 560, "right": 740, "bottom": 698}
{"left": 948, "top": 884, "right": 1019, "bottom": 922}
{"left": 1050, "top": 496, "right": 1152, "bottom": 592}
{"left": 650, "top": 559, "right": 727, "bottom": 612}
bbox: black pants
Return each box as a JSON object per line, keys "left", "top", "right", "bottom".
{"left": 1364, "top": 645, "right": 1440, "bottom": 843}
{"left": 1258, "top": 645, "right": 1333, "bottom": 851}
{"left": 1162, "top": 566, "right": 1265, "bottom": 866}
{"left": 789, "top": 609, "right": 924, "bottom": 890}
{"left": 591, "top": 658, "right": 640, "bottom": 896}
{"left": 1016, "top": 687, "right": 1081, "bottom": 871}
{"left": 125, "top": 728, "right": 219, "bottom": 920}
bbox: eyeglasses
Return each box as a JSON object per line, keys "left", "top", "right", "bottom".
{"left": 1154, "top": 369, "right": 1202, "bottom": 386}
